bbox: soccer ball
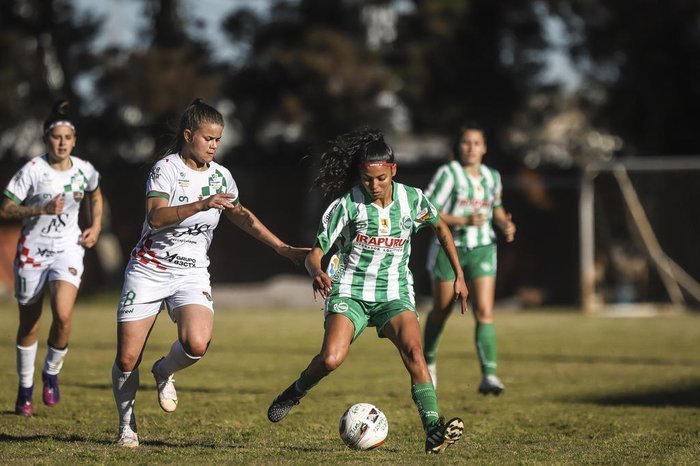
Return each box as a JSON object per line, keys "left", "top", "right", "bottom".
{"left": 338, "top": 403, "right": 389, "bottom": 450}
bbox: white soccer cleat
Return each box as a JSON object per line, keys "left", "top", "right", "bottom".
{"left": 152, "top": 359, "right": 178, "bottom": 412}
{"left": 428, "top": 362, "right": 438, "bottom": 389}
{"left": 117, "top": 425, "right": 139, "bottom": 448}
{"left": 478, "top": 374, "right": 505, "bottom": 396}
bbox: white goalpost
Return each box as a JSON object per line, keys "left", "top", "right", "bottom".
{"left": 579, "top": 156, "right": 700, "bottom": 313}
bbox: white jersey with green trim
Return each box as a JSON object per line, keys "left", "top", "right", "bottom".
{"left": 3, "top": 154, "right": 99, "bottom": 267}
{"left": 317, "top": 181, "right": 440, "bottom": 304}
{"left": 129, "top": 154, "right": 238, "bottom": 271}
{"left": 425, "top": 161, "right": 502, "bottom": 249}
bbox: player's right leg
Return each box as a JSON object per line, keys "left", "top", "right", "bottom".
{"left": 114, "top": 314, "right": 158, "bottom": 447}
{"left": 15, "top": 268, "right": 46, "bottom": 417}
{"left": 268, "top": 313, "right": 355, "bottom": 422}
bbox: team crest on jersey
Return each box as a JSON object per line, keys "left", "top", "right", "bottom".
{"left": 68, "top": 267, "right": 78, "bottom": 276}
{"left": 379, "top": 217, "right": 390, "bottom": 235}
{"left": 400, "top": 216, "right": 412, "bottom": 231}
{"left": 178, "top": 178, "right": 190, "bottom": 187}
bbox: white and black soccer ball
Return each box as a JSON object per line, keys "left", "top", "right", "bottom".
{"left": 338, "top": 403, "right": 389, "bottom": 450}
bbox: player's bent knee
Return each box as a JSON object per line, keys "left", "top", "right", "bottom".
{"left": 182, "top": 339, "right": 209, "bottom": 358}
{"left": 321, "top": 352, "right": 345, "bottom": 373}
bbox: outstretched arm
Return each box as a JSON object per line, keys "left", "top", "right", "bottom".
{"left": 433, "top": 217, "right": 469, "bottom": 314}
{"left": 225, "top": 202, "right": 309, "bottom": 265}
{"left": 79, "top": 187, "right": 103, "bottom": 248}
{"left": 0, "top": 194, "right": 64, "bottom": 220}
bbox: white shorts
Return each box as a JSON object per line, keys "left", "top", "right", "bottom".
{"left": 116, "top": 261, "right": 214, "bottom": 323}
{"left": 14, "top": 246, "right": 84, "bottom": 305}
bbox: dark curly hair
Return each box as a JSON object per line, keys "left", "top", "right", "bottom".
{"left": 313, "top": 128, "right": 394, "bottom": 200}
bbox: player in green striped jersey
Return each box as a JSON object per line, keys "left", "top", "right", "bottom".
{"left": 268, "top": 129, "right": 468, "bottom": 454}
{"left": 424, "top": 124, "right": 516, "bottom": 395}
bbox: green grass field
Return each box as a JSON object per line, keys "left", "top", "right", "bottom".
{"left": 0, "top": 295, "right": 698, "bottom": 464}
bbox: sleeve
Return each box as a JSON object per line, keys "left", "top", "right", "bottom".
{"left": 146, "top": 160, "right": 176, "bottom": 201}
{"left": 225, "top": 169, "right": 240, "bottom": 207}
{"left": 413, "top": 188, "right": 440, "bottom": 233}
{"left": 424, "top": 165, "right": 454, "bottom": 211}
{"left": 492, "top": 170, "right": 503, "bottom": 209}
{"left": 3, "top": 163, "right": 34, "bottom": 205}
{"left": 314, "top": 197, "right": 350, "bottom": 254}
{"left": 83, "top": 161, "right": 101, "bottom": 192}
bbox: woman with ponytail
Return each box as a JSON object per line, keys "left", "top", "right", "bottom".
{"left": 0, "top": 100, "right": 103, "bottom": 417}
{"left": 268, "top": 129, "right": 468, "bottom": 455}
{"left": 111, "top": 99, "right": 308, "bottom": 447}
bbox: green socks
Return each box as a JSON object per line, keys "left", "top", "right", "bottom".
{"left": 294, "top": 368, "right": 319, "bottom": 393}
{"left": 475, "top": 322, "right": 498, "bottom": 376}
{"left": 423, "top": 318, "right": 444, "bottom": 365}
{"left": 411, "top": 382, "right": 440, "bottom": 432}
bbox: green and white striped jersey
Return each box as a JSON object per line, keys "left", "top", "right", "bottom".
{"left": 425, "top": 161, "right": 503, "bottom": 249}
{"left": 316, "top": 182, "right": 440, "bottom": 304}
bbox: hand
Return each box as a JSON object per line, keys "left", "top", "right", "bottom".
{"left": 312, "top": 271, "right": 332, "bottom": 302}
{"left": 465, "top": 213, "right": 486, "bottom": 227}
{"left": 275, "top": 245, "right": 311, "bottom": 265}
{"left": 502, "top": 213, "right": 516, "bottom": 242}
{"left": 79, "top": 225, "right": 101, "bottom": 248}
{"left": 43, "top": 193, "right": 65, "bottom": 215}
{"left": 453, "top": 276, "right": 469, "bottom": 314}
{"left": 202, "top": 193, "right": 235, "bottom": 211}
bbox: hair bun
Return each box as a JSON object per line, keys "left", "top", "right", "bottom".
{"left": 51, "top": 99, "right": 70, "bottom": 116}
{"left": 190, "top": 98, "right": 205, "bottom": 106}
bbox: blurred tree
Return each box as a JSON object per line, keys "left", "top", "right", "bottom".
{"left": 221, "top": 0, "right": 395, "bottom": 165}
{"left": 391, "top": 0, "right": 544, "bottom": 156}
{"left": 564, "top": 0, "right": 700, "bottom": 156}
{"left": 0, "top": 0, "right": 100, "bottom": 161}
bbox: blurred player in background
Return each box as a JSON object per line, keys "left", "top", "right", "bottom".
{"left": 0, "top": 100, "right": 103, "bottom": 416}
{"left": 423, "top": 123, "right": 516, "bottom": 395}
{"left": 267, "top": 129, "right": 467, "bottom": 454}
{"left": 112, "top": 99, "right": 307, "bottom": 448}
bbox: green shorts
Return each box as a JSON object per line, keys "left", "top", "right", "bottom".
{"left": 428, "top": 243, "right": 497, "bottom": 281}
{"left": 325, "top": 296, "right": 416, "bottom": 341}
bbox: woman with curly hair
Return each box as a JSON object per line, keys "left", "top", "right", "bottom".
{"left": 267, "top": 128, "right": 468, "bottom": 454}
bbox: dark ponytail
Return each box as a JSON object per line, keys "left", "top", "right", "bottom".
{"left": 43, "top": 99, "right": 76, "bottom": 135}
{"left": 313, "top": 128, "right": 394, "bottom": 200}
{"left": 160, "top": 98, "right": 224, "bottom": 158}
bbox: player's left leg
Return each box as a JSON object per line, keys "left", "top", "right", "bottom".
{"left": 151, "top": 304, "right": 213, "bottom": 413}
{"left": 470, "top": 276, "right": 504, "bottom": 395}
{"left": 383, "top": 310, "right": 463, "bottom": 454}
{"left": 42, "top": 280, "right": 79, "bottom": 406}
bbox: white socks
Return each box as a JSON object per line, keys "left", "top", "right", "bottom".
{"left": 112, "top": 362, "right": 139, "bottom": 431}
{"left": 44, "top": 345, "right": 68, "bottom": 375}
{"left": 16, "top": 342, "right": 38, "bottom": 388}
{"left": 153, "top": 340, "right": 201, "bottom": 377}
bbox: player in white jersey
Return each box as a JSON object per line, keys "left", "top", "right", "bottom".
{"left": 0, "top": 100, "right": 103, "bottom": 416}
{"left": 423, "top": 123, "right": 516, "bottom": 395}
{"left": 112, "top": 99, "right": 308, "bottom": 448}
{"left": 268, "top": 129, "right": 468, "bottom": 454}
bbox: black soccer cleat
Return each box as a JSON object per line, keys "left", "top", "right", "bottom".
{"left": 267, "top": 383, "right": 305, "bottom": 423}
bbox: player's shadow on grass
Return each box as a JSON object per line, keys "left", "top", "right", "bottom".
{"left": 0, "top": 433, "right": 114, "bottom": 446}
{"left": 572, "top": 383, "right": 700, "bottom": 408}
{"left": 63, "top": 382, "right": 228, "bottom": 394}
{"left": 499, "top": 352, "right": 700, "bottom": 367}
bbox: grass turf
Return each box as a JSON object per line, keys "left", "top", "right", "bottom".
{"left": 0, "top": 296, "right": 698, "bottom": 464}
